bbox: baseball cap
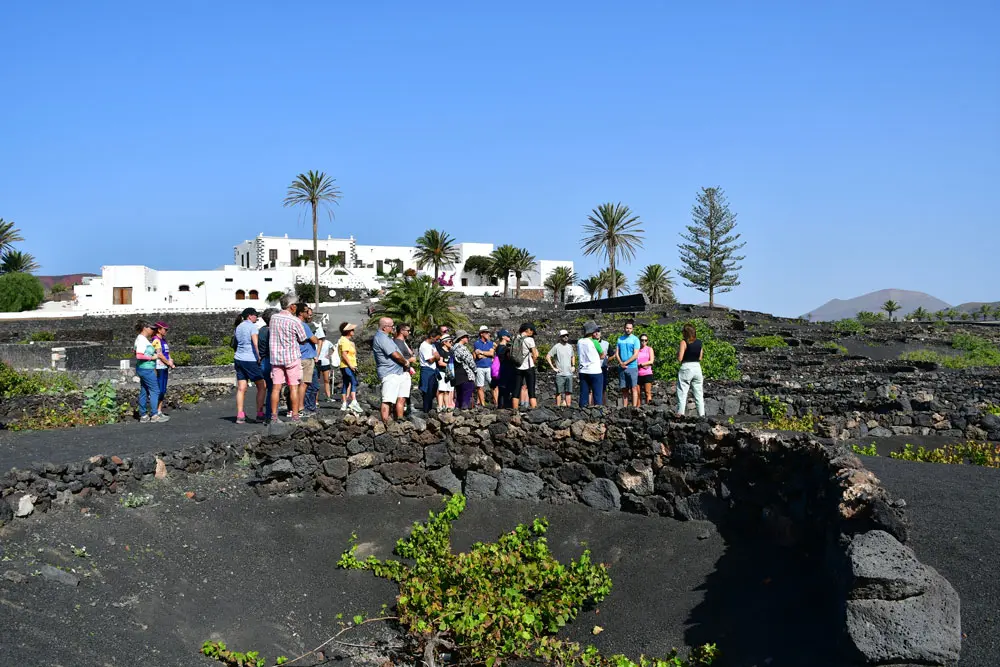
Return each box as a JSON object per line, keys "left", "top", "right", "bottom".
{"left": 559, "top": 329, "right": 569, "bottom": 336}
{"left": 498, "top": 329, "right": 511, "bottom": 339}
{"left": 478, "top": 325, "right": 489, "bottom": 332}
{"left": 154, "top": 321, "right": 169, "bottom": 330}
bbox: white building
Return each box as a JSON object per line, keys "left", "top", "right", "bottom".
{"left": 71, "top": 234, "right": 582, "bottom": 314}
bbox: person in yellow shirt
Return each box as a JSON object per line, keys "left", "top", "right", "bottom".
{"left": 337, "top": 322, "right": 362, "bottom": 413}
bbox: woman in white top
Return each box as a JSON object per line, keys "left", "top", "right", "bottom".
{"left": 577, "top": 321, "right": 607, "bottom": 407}
{"left": 317, "top": 333, "right": 335, "bottom": 403}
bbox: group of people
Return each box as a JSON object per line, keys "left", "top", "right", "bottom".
{"left": 132, "top": 297, "right": 707, "bottom": 424}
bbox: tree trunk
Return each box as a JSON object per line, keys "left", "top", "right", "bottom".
{"left": 312, "top": 203, "right": 320, "bottom": 311}
{"left": 608, "top": 252, "right": 616, "bottom": 299}
{"left": 515, "top": 271, "right": 521, "bottom": 299}
{"left": 709, "top": 286, "right": 714, "bottom": 309}
{"left": 503, "top": 275, "right": 509, "bottom": 297}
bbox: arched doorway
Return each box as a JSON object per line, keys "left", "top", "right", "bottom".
{"left": 235, "top": 289, "right": 246, "bottom": 300}
{"left": 248, "top": 289, "right": 259, "bottom": 300}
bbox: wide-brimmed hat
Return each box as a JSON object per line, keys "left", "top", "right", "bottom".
{"left": 559, "top": 329, "right": 569, "bottom": 336}
{"left": 583, "top": 320, "right": 600, "bottom": 335}
{"left": 454, "top": 330, "right": 470, "bottom": 342}
{"left": 154, "top": 321, "right": 169, "bottom": 330}
{"left": 341, "top": 322, "right": 357, "bottom": 333}
{"left": 241, "top": 307, "right": 259, "bottom": 319}
{"left": 440, "top": 334, "right": 454, "bottom": 343}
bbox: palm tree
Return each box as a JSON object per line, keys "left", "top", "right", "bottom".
{"left": 510, "top": 248, "right": 536, "bottom": 299}
{"left": 581, "top": 202, "right": 644, "bottom": 298}
{"left": 946, "top": 308, "right": 959, "bottom": 320}
{"left": 543, "top": 265, "right": 576, "bottom": 304}
{"left": 489, "top": 244, "right": 521, "bottom": 297}
{"left": 636, "top": 264, "right": 676, "bottom": 305}
{"left": 369, "top": 275, "right": 468, "bottom": 332}
{"left": 978, "top": 304, "right": 991, "bottom": 321}
{"left": 993, "top": 305, "right": 1000, "bottom": 321}
{"left": 597, "top": 268, "right": 629, "bottom": 296}
{"left": 0, "top": 250, "right": 39, "bottom": 274}
{"left": 907, "top": 307, "right": 929, "bottom": 322}
{"left": 283, "top": 171, "right": 342, "bottom": 310}
{"left": 0, "top": 219, "right": 25, "bottom": 255}
{"left": 578, "top": 276, "right": 602, "bottom": 301}
{"left": 933, "top": 310, "right": 946, "bottom": 322}
{"left": 882, "top": 300, "right": 900, "bottom": 321}
{"left": 413, "top": 229, "right": 461, "bottom": 284}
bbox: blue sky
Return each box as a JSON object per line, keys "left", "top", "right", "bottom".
{"left": 1, "top": 1, "right": 997, "bottom": 316}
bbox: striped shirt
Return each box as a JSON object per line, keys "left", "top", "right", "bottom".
{"left": 268, "top": 310, "right": 307, "bottom": 367}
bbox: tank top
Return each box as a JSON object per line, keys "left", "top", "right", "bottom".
{"left": 637, "top": 346, "right": 653, "bottom": 376}
{"left": 681, "top": 339, "right": 702, "bottom": 363}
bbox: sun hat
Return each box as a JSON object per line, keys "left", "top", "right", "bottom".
{"left": 154, "top": 321, "right": 169, "bottom": 330}
{"left": 559, "top": 329, "right": 569, "bottom": 336}
{"left": 583, "top": 320, "right": 600, "bottom": 335}
{"left": 454, "top": 330, "right": 470, "bottom": 342}
{"left": 440, "top": 334, "right": 454, "bottom": 343}
{"left": 478, "top": 325, "right": 489, "bottom": 332}
{"left": 341, "top": 322, "right": 357, "bottom": 333}
{"left": 518, "top": 322, "right": 534, "bottom": 333}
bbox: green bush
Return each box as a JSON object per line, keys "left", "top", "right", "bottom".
{"left": 266, "top": 290, "right": 285, "bottom": 303}
{"left": 634, "top": 320, "right": 739, "bottom": 381}
{"left": 222, "top": 335, "right": 234, "bottom": 348}
{"left": 172, "top": 350, "right": 191, "bottom": 366}
{"left": 82, "top": 381, "right": 129, "bottom": 424}
{"left": 211, "top": 347, "right": 235, "bottom": 366}
{"left": 0, "top": 272, "right": 45, "bottom": 312}
{"left": 820, "top": 341, "right": 848, "bottom": 354}
{"left": 899, "top": 334, "right": 1000, "bottom": 369}
{"left": 855, "top": 311, "right": 886, "bottom": 324}
{"left": 0, "top": 362, "right": 78, "bottom": 398}
{"left": 889, "top": 442, "right": 999, "bottom": 467}
{"left": 186, "top": 334, "right": 211, "bottom": 346}
{"left": 851, "top": 443, "right": 878, "bottom": 457}
{"left": 832, "top": 318, "right": 865, "bottom": 335}
{"left": 356, "top": 358, "right": 379, "bottom": 387}
{"left": 27, "top": 331, "right": 56, "bottom": 342}
{"left": 745, "top": 335, "right": 788, "bottom": 350}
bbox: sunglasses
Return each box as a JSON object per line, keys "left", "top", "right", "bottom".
{"left": 640, "top": 338, "right": 648, "bottom": 342}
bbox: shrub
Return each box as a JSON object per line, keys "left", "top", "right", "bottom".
{"left": 535, "top": 342, "right": 552, "bottom": 362}
{"left": 265, "top": 290, "right": 285, "bottom": 303}
{"left": 49, "top": 282, "right": 68, "bottom": 294}
{"left": 753, "top": 391, "right": 816, "bottom": 432}
{"left": 636, "top": 321, "right": 739, "bottom": 381}
{"left": 211, "top": 347, "right": 235, "bottom": 366}
{"left": 745, "top": 335, "right": 788, "bottom": 350}
{"left": 0, "top": 272, "right": 45, "bottom": 312}
{"left": 172, "top": 350, "right": 191, "bottom": 366}
{"left": 0, "top": 362, "right": 78, "bottom": 398}
{"left": 27, "top": 331, "right": 55, "bottom": 342}
{"left": 337, "top": 494, "right": 718, "bottom": 667}
{"left": 984, "top": 403, "right": 1000, "bottom": 416}
{"left": 82, "top": 380, "right": 128, "bottom": 424}
{"left": 899, "top": 334, "right": 1000, "bottom": 369}
{"left": 832, "top": 318, "right": 865, "bottom": 335}
{"left": 855, "top": 311, "right": 886, "bottom": 324}
{"left": 851, "top": 443, "right": 878, "bottom": 457}
{"left": 186, "top": 334, "right": 211, "bottom": 346}
{"left": 820, "top": 341, "right": 848, "bottom": 354}
{"left": 356, "top": 358, "right": 379, "bottom": 388}
{"left": 222, "top": 335, "right": 234, "bottom": 348}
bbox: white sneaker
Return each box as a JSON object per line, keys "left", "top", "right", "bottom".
{"left": 340, "top": 402, "right": 348, "bottom": 411}
{"left": 349, "top": 400, "right": 364, "bottom": 414}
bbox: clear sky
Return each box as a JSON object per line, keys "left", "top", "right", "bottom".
{"left": 2, "top": 1, "right": 997, "bottom": 316}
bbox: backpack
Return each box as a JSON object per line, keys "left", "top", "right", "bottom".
{"left": 509, "top": 334, "right": 528, "bottom": 366}
{"left": 490, "top": 354, "right": 501, "bottom": 379}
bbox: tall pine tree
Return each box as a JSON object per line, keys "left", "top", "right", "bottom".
{"left": 677, "top": 187, "right": 745, "bottom": 308}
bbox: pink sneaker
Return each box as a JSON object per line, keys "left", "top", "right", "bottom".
{"left": 236, "top": 412, "right": 246, "bottom": 425}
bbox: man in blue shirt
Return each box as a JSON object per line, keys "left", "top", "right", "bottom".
{"left": 295, "top": 304, "right": 321, "bottom": 416}
{"left": 613, "top": 319, "right": 641, "bottom": 407}
{"left": 373, "top": 316, "right": 409, "bottom": 421}
{"left": 472, "top": 325, "right": 495, "bottom": 406}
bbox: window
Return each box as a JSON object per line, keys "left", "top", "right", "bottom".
{"left": 264, "top": 277, "right": 272, "bottom": 282}
{"left": 336, "top": 251, "right": 346, "bottom": 266}
{"left": 376, "top": 260, "right": 384, "bottom": 274}
{"left": 113, "top": 287, "right": 133, "bottom": 305}
{"left": 178, "top": 285, "right": 190, "bottom": 292}
{"left": 461, "top": 278, "right": 468, "bottom": 286}
{"left": 248, "top": 289, "right": 259, "bottom": 299}
{"left": 291, "top": 250, "right": 298, "bottom": 264}
{"left": 225, "top": 278, "right": 233, "bottom": 283}
{"left": 319, "top": 250, "right": 327, "bottom": 265}
{"left": 269, "top": 249, "right": 278, "bottom": 263}
{"left": 235, "top": 289, "right": 246, "bottom": 300}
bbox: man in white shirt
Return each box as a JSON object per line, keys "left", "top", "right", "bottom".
{"left": 511, "top": 322, "right": 538, "bottom": 411}
{"left": 418, "top": 330, "right": 441, "bottom": 413}
{"left": 577, "top": 321, "right": 607, "bottom": 407}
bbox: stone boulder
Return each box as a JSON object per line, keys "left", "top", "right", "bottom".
{"left": 464, "top": 471, "right": 498, "bottom": 499}
{"left": 426, "top": 467, "right": 462, "bottom": 495}
{"left": 580, "top": 478, "right": 621, "bottom": 511}
{"left": 345, "top": 470, "right": 391, "bottom": 496}
{"left": 845, "top": 531, "right": 961, "bottom": 666}
{"left": 497, "top": 469, "right": 544, "bottom": 500}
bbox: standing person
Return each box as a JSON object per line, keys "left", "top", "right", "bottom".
{"left": 510, "top": 323, "right": 538, "bottom": 411}
{"left": 435, "top": 334, "right": 455, "bottom": 410}
{"left": 296, "top": 304, "right": 321, "bottom": 417}
{"left": 393, "top": 323, "right": 417, "bottom": 416}
{"left": 546, "top": 329, "right": 576, "bottom": 407}
{"left": 613, "top": 320, "right": 641, "bottom": 407}
{"left": 372, "top": 317, "right": 409, "bottom": 421}
{"left": 472, "top": 326, "right": 495, "bottom": 406}
{"left": 258, "top": 309, "right": 276, "bottom": 422}
{"left": 316, "top": 329, "right": 335, "bottom": 404}
{"left": 418, "top": 330, "right": 441, "bottom": 413}
{"left": 637, "top": 333, "right": 655, "bottom": 405}
{"left": 268, "top": 294, "right": 309, "bottom": 423}
{"left": 134, "top": 320, "right": 168, "bottom": 423}
{"left": 151, "top": 322, "right": 175, "bottom": 418}
{"left": 233, "top": 307, "right": 266, "bottom": 424}
{"left": 338, "top": 322, "right": 363, "bottom": 413}
{"left": 494, "top": 329, "right": 513, "bottom": 407}
{"left": 577, "top": 321, "right": 607, "bottom": 408}
{"left": 676, "top": 323, "right": 705, "bottom": 417}
{"left": 452, "top": 331, "right": 477, "bottom": 409}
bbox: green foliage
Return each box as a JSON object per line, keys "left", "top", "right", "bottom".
{"left": 851, "top": 443, "right": 879, "bottom": 457}
{"left": 119, "top": 493, "right": 153, "bottom": 508}
{"left": 832, "top": 318, "right": 865, "bottom": 335}
{"left": 222, "top": 335, "right": 234, "bottom": 348}
{"left": 356, "top": 358, "right": 379, "bottom": 388}
{"left": 745, "top": 335, "right": 787, "bottom": 350}
{"left": 984, "top": 403, "right": 1000, "bottom": 416}
{"left": 536, "top": 342, "right": 552, "bottom": 362}
{"left": 211, "top": 347, "right": 235, "bottom": 366}
{"left": 636, "top": 263, "right": 676, "bottom": 305}
{"left": 0, "top": 250, "right": 40, "bottom": 274}
{"left": 201, "top": 640, "right": 266, "bottom": 667}
{"left": 544, "top": 265, "right": 577, "bottom": 304}
{"left": 577, "top": 276, "right": 603, "bottom": 300}
{"left": 372, "top": 275, "right": 468, "bottom": 332}
{"left": 889, "top": 442, "right": 1000, "bottom": 467}
{"left": 172, "top": 350, "right": 191, "bottom": 366}
{"left": 636, "top": 321, "right": 739, "bottom": 381}
{"left": 463, "top": 255, "right": 497, "bottom": 278}
{"left": 855, "top": 311, "right": 886, "bottom": 324}
{"left": 753, "top": 391, "right": 816, "bottom": 432}
{"left": 26, "top": 331, "right": 56, "bottom": 342}
{"left": 754, "top": 391, "right": 787, "bottom": 421}
{"left": 677, "top": 187, "right": 744, "bottom": 308}
{"left": 820, "top": 341, "right": 848, "bottom": 354}
{"left": 899, "top": 334, "right": 1000, "bottom": 369}
{"left": 881, "top": 300, "right": 901, "bottom": 321}
{"left": 0, "top": 272, "right": 45, "bottom": 312}
{"left": 82, "top": 381, "right": 128, "bottom": 424}
{"left": 596, "top": 268, "right": 630, "bottom": 296}
{"left": 0, "top": 363, "right": 78, "bottom": 398}
{"left": 186, "top": 334, "right": 211, "bottom": 346}
{"left": 582, "top": 202, "right": 644, "bottom": 298}
{"left": 49, "top": 282, "right": 68, "bottom": 294}
{"left": 414, "top": 229, "right": 462, "bottom": 280}
{"left": 338, "top": 495, "right": 716, "bottom": 667}
{"left": 265, "top": 290, "right": 285, "bottom": 303}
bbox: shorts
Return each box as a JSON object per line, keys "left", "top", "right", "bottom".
{"left": 317, "top": 361, "right": 331, "bottom": 372}
{"left": 555, "top": 374, "right": 573, "bottom": 394}
{"left": 271, "top": 362, "right": 303, "bottom": 386}
{"left": 515, "top": 367, "right": 537, "bottom": 399}
{"left": 300, "top": 358, "right": 316, "bottom": 383}
{"left": 380, "top": 373, "right": 410, "bottom": 403}
{"left": 341, "top": 367, "right": 358, "bottom": 393}
{"left": 235, "top": 359, "right": 264, "bottom": 382}
{"left": 475, "top": 367, "right": 492, "bottom": 387}
{"left": 638, "top": 374, "right": 654, "bottom": 386}
{"left": 619, "top": 366, "right": 639, "bottom": 389}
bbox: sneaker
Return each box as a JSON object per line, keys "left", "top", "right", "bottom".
{"left": 289, "top": 413, "right": 301, "bottom": 422}
{"left": 340, "top": 402, "right": 348, "bottom": 411}
{"left": 139, "top": 415, "right": 151, "bottom": 423}
{"left": 349, "top": 400, "right": 364, "bottom": 414}
{"left": 270, "top": 417, "right": 282, "bottom": 425}
{"left": 236, "top": 412, "right": 246, "bottom": 425}
{"left": 256, "top": 411, "right": 265, "bottom": 422}
{"left": 151, "top": 414, "right": 170, "bottom": 423}
{"left": 302, "top": 410, "right": 317, "bottom": 419}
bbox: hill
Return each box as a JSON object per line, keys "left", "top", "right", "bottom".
{"left": 806, "top": 289, "right": 951, "bottom": 321}
{"left": 36, "top": 274, "right": 96, "bottom": 291}
{"left": 954, "top": 301, "right": 1000, "bottom": 315}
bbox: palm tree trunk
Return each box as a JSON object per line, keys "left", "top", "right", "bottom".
{"left": 608, "top": 252, "right": 616, "bottom": 299}
{"left": 312, "top": 203, "right": 320, "bottom": 311}
{"left": 515, "top": 271, "right": 521, "bottom": 299}
{"left": 503, "top": 275, "right": 509, "bottom": 297}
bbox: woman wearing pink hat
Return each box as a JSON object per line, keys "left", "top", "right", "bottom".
{"left": 151, "top": 322, "right": 176, "bottom": 417}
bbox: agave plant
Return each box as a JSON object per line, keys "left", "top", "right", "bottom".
{"left": 543, "top": 265, "right": 576, "bottom": 304}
